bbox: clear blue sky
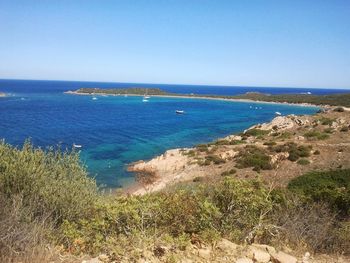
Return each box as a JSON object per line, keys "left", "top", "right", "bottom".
{"left": 0, "top": 0, "right": 349, "bottom": 88}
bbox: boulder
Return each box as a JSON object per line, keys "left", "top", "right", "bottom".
{"left": 198, "top": 247, "right": 211, "bottom": 260}
{"left": 216, "top": 238, "right": 239, "bottom": 253}
{"left": 251, "top": 243, "right": 276, "bottom": 254}
{"left": 270, "top": 251, "right": 297, "bottom": 263}
{"left": 247, "top": 246, "right": 271, "bottom": 263}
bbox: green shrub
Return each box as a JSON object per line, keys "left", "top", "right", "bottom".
{"left": 221, "top": 168, "right": 237, "bottom": 177}
{"left": 244, "top": 128, "right": 270, "bottom": 137}
{"left": 334, "top": 107, "right": 345, "bottom": 112}
{"left": 229, "top": 140, "right": 246, "bottom": 145}
{"left": 288, "top": 169, "right": 350, "bottom": 216}
{"left": 340, "top": 126, "right": 349, "bottom": 132}
{"left": 323, "top": 127, "right": 334, "bottom": 134}
{"left": 205, "top": 155, "right": 226, "bottom": 165}
{"left": 263, "top": 141, "right": 276, "bottom": 146}
{"left": 196, "top": 144, "right": 209, "bottom": 152}
{"left": 183, "top": 150, "right": 196, "bottom": 157}
{"left": 278, "top": 131, "right": 292, "bottom": 140}
{"left": 319, "top": 117, "right": 335, "bottom": 126}
{"left": 304, "top": 131, "right": 329, "bottom": 140}
{"left": 235, "top": 146, "right": 273, "bottom": 171}
{"left": 297, "top": 158, "right": 310, "bottom": 165}
{"left": 271, "top": 142, "right": 311, "bottom": 162}
{"left": 313, "top": 150, "right": 320, "bottom": 155}
{"left": 0, "top": 140, "right": 98, "bottom": 223}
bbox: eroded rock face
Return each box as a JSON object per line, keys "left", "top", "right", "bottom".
{"left": 249, "top": 116, "right": 295, "bottom": 132}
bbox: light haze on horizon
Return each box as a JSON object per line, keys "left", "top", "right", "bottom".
{"left": 0, "top": 0, "right": 350, "bottom": 89}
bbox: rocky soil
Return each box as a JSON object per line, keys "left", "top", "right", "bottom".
{"left": 82, "top": 238, "right": 349, "bottom": 263}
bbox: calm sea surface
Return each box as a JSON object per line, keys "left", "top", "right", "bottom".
{"left": 1, "top": 79, "right": 346, "bottom": 188}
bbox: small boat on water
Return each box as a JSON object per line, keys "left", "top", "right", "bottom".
{"left": 275, "top": 111, "right": 282, "bottom": 116}
{"left": 142, "top": 98, "right": 149, "bottom": 102}
{"left": 73, "top": 143, "right": 82, "bottom": 148}
{"left": 144, "top": 95, "right": 150, "bottom": 99}
{"left": 176, "top": 110, "right": 185, "bottom": 114}
{"left": 92, "top": 96, "right": 98, "bottom": 100}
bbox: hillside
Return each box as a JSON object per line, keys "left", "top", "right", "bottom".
{"left": 1, "top": 108, "right": 349, "bottom": 262}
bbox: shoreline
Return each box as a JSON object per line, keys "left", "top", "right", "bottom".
{"left": 0, "top": 92, "right": 6, "bottom": 97}
{"left": 66, "top": 89, "right": 342, "bottom": 195}
{"left": 126, "top": 108, "right": 350, "bottom": 195}
{"left": 64, "top": 90, "right": 323, "bottom": 108}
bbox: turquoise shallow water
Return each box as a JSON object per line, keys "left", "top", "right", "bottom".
{"left": 0, "top": 80, "right": 322, "bottom": 188}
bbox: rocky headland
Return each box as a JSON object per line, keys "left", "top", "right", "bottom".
{"left": 128, "top": 107, "right": 350, "bottom": 195}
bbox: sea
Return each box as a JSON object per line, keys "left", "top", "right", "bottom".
{"left": 0, "top": 79, "right": 348, "bottom": 188}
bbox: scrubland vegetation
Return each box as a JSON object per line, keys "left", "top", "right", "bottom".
{"left": 1, "top": 140, "right": 349, "bottom": 262}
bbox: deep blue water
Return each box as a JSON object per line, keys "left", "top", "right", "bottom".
{"left": 1, "top": 79, "right": 346, "bottom": 188}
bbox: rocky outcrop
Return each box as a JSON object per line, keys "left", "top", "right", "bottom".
{"left": 82, "top": 239, "right": 348, "bottom": 263}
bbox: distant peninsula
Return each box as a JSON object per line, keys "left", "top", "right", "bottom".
{"left": 66, "top": 87, "right": 350, "bottom": 107}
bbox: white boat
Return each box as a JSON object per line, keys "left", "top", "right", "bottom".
{"left": 175, "top": 110, "right": 185, "bottom": 114}
{"left": 73, "top": 143, "right": 82, "bottom": 148}
{"left": 142, "top": 98, "right": 149, "bottom": 102}
{"left": 275, "top": 111, "right": 282, "bottom": 116}
{"left": 92, "top": 96, "right": 98, "bottom": 100}
{"left": 144, "top": 95, "right": 150, "bottom": 99}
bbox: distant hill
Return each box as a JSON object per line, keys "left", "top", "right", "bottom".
{"left": 71, "top": 88, "right": 350, "bottom": 107}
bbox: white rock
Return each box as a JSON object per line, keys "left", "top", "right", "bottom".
{"left": 251, "top": 243, "right": 276, "bottom": 254}
{"left": 270, "top": 251, "right": 297, "bottom": 263}
{"left": 198, "top": 247, "right": 211, "bottom": 259}
{"left": 216, "top": 238, "right": 239, "bottom": 252}
{"left": 248, "top": 246, "right": 271, "bottom": 263}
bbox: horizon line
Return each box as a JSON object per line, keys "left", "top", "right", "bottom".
{"left": 1, "top": 77, "right": 350, "bottom": 90}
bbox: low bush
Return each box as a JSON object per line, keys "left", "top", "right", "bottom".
{"left": 271, "top": 142, "right": 311, "bottom": 162}
{"left": 288, "top": 169, "right": 350, "bottom": 216}
{"left": 0, "top": 140, "right": 99, "bottom": 261}
{"left": 244, "top": 128, "right": 270, "bottom": 137}
{"left": 235, "top": 145, "right": 273, "bottom": 172}
{"left": 340, "top": 126, "right": 349, "bottom": 132}
{"left": 196, "top": 144, "right": 209, "bottom": 152}
{"left": 221, "top": 169, "right": 237, "bottom": 177}
{"left": 304, "top": 131, "right": 329, "bottom": 140}
{"left": 205, "top": 154, "right": 226, "bottom": 165}
{"left": 297, "top": 158, "right": 310, "bottom": 165}
{"left": 334, "top": 107, "right": 345, "bottom": 112}
{"left": 313, "top": 150, "right": 321, "bottom": 155}
{"left": 323, "top": 127, "right": 334, "bottom": 133}
{"left": 263, "top": 141, "right": 276, "bottom": 146}
{"left": 319, "top": 117, "right": 335, "bottom": 126}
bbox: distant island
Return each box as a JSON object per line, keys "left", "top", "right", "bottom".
{"left": 67, "top": 87, "right": 350, "bottom": 107}
{"left": 0, "top": 92, "right": 5, "bottom": 97}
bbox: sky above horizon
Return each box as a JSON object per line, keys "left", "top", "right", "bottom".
{"left": 0, "top": 0, "right": 350, "bottom": 89}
